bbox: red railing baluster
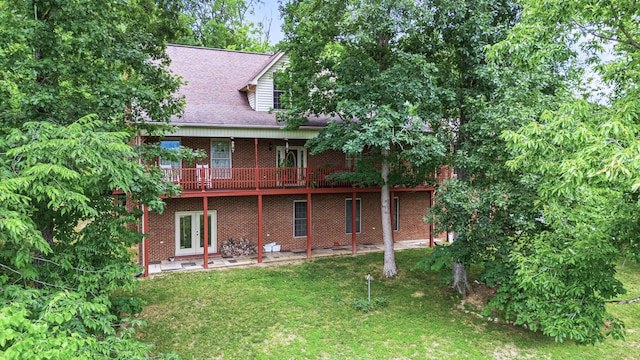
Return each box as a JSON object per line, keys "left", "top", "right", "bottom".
{"left": 159, "top": 166, "right": 358, "bottom": 192}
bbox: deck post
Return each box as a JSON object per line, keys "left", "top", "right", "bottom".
{"left": 306, "top": 192, "right": 312, "bottom": 258}
{"left": 143, "top": 205, "right": 149, "bottom": 277}
{"left": 352, "top": 191, "right": 357, "bottom": 254}
{"left": 258, "top": 194, "right": 263, "bottom": 263}
{"left": 429, "top": 190, "right": 434, "bottom": 248}
{"left": 254, "top": 138, "right": 259, "bottom": 190}
{"left": 203, "top": 196, "right": 209, "bottom": 269}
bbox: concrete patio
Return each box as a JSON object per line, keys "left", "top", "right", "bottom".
{"left": 146, "top": 239, "right": 437, "bottom": 275}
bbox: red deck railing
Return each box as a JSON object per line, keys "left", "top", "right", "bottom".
{"left": 161, "top": 167, "right": 354, "bottom": 191}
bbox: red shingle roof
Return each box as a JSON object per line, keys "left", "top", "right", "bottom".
{"left": 166, "top": 44, "right": 326, "bottom": 128}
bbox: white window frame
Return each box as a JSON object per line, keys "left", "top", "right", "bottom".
{"left": 210, "top": 139, "right": 232, "bottom": 179}
{"left": 345, "top": 198, "right": 361, "bottom": 234}
{"left": 393, "top": 197, "right": 399, "bottom": 231}
{"left": 276, "top": 146, "right": 307, "bottom": 168}
{"left": 160, "top": 138, "right": 181, "bottom": 169}
{"left": 345, "top": 154, "right": 359, "bottom": 170}
{"left": 174, "top": 210, "right": 217, "bottom": 256}
{"left": 293, "top": 200, "right": 307, "bottom": 238}
{"left": 273, "top": 81, "right": 286, "bottom": 110}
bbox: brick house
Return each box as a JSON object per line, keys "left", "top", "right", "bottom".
{"left": 138, "top": 44, "right": 436, "bottom": 275}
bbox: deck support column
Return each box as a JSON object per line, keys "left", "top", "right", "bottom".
{"left": 352, "top": 191, "right": 357, "bottom": 255}
{"left": 306, "top": 192, "right": 312, "bottom": 258}
{"left": 254, "top": 138, "right": 259, "bottom": 190}
{"left": 429, "top": 190, "right": 434, "bottom": 248}
{"left": 203, "top": 196, "right": 209, "bottom": 269}
{"left": 258, "top": 194, "right": 263, "bottom": 263}
{"left": 390, "top": 190, "right": 395, "bottom": 243}
{"left": 143, "top": 205, "right": 149, "bottom": 277}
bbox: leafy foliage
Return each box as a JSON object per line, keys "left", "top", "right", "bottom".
{"left": 483, "top": 0, "right": 639, "bottom": 344}
{"left": 412, "top": 0, "right": 639, "bottom": 344}
{"left": 0, "top": 0, "right": 183, "bottom": 357}
{"left": 171, "top": 0, "right": 272, "bottom": 51}
{"left": 409, "top": 0, "right": 531, "bottom": 297}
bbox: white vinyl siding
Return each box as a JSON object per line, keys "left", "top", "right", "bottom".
{"left": 146, "top": 126, "right": 320, "bottom": 140}
{"left": 255, "top": 55, "right": 289, "bottom": 111}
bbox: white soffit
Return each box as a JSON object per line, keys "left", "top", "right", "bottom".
{"left": 149, "top": 126, "right": 320, "bottom": 140}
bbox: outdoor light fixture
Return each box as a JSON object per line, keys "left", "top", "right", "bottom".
{"left": 231, "top": 137, "right": 235, "bottom": 153}
{"left": 268, "top": 142, "right": 273, "bottom": 151}
{"left": 285, "top": 139, "right": 289, "bottom": 153}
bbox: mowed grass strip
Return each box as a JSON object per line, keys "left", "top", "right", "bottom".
{"left": 133, "top": 249, "right": 640, "bottom": 359}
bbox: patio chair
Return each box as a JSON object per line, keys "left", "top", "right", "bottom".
{"left": 196, "top": 164, "right": 211, "bottom": 188}
{"left": 160, "top": 164, "right": 181, "bottom": 183}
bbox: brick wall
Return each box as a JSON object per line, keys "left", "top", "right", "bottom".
{"left": 147, "top": 136, "right": 347, "bottom": 169}
{"left": 145, "top": 190, "right": 431, "bottom": 262}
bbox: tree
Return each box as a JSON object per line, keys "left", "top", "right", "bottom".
{"left": 0, "top": 0, "right": 183, "bottom": 356}
{"left": 278, "top": 0, "right": 446, "bottom": 278}
{"left": 489, "top": 0, "right": 640, "bottom": 343}
{"left": 410, "top": 0, "right": 525, "bottom": 297}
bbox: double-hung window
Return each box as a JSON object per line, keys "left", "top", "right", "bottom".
{"left": 211, "top": 140, "right": 231, "bottom": 179}
{"left": 294, "top": 201, "right": 307, "bottom": 237}
{"left": 345, "top": 198, "right": 361, "bottom": 234}
{"left": 393, "top": 197, "right": 399, "bottom": 231}
{"left": 160, "top": 139, "right": 181, "bottom": 182}
{"left": 160, "top": 139, "right": 181, "bottom": 169}
{"left": 273, "top": 82, "right": 285, "bottom": 110}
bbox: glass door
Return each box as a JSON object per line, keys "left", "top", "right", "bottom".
{"left": 276, "top": 146, "right": 307, "bottom": 185}
{"left": 175, "top": 211, "right": 217, "bottom": 256}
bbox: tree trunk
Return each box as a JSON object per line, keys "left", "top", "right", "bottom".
{"left": 380, "top": 149, "right": 397, "bottom": 278}
{"left": 452, "top": 261, "right": 473, "bottom": 298}
{"left": 451, "top": 104, "right": 472, "bottom": 296}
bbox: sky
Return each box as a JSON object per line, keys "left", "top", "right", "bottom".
{"left": 248, "top": 0, "right": 283, "bottom": 45}
{"left": 250, "top": 0, "right": 285, "bottom": 45}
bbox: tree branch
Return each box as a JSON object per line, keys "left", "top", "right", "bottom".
{"left": 609, "top": 3, "right": 640, "bottom": 50}
{"left": 32, "top": 256, "right": 114, "bottom": 274}
{"left": 606, "top": 296, "right": 640, "bottom": 304}
{"left": 572, "top": 4, "right": 640, "bottom": 51}
{"left": 0, "top": 262, "right": 23, "bottom": 277}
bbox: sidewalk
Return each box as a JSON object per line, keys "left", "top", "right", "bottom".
{"left": 147, "top": 239, "right": 435, "bottom": 275}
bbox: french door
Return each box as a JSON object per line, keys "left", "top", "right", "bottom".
{"left": 276, "top": 146, "right": 307, "bottom": 184}
{"left": 175, "top": 211, "right": 217, "bottom": 256}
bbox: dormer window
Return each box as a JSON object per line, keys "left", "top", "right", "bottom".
{"left": 273, "top": 82, "right": 286, "bottom": 110}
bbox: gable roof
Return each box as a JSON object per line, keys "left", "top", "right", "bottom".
{"left": 241, "top": 52, "right": 286, "bottom": 90}
{"left": 166, "top": 44, "right": 326, "bottom": 129}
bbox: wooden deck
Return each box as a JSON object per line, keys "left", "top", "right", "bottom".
{"left": 161, "top": 167, "right": 355, "bottom": 191}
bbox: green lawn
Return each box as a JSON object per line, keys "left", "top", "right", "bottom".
{"left": 133, "top": 249, "right": 640, "bottom": 359}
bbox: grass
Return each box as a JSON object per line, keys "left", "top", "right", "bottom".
{"left": 133, "top": 249, "right": 640, "bottom": 359}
